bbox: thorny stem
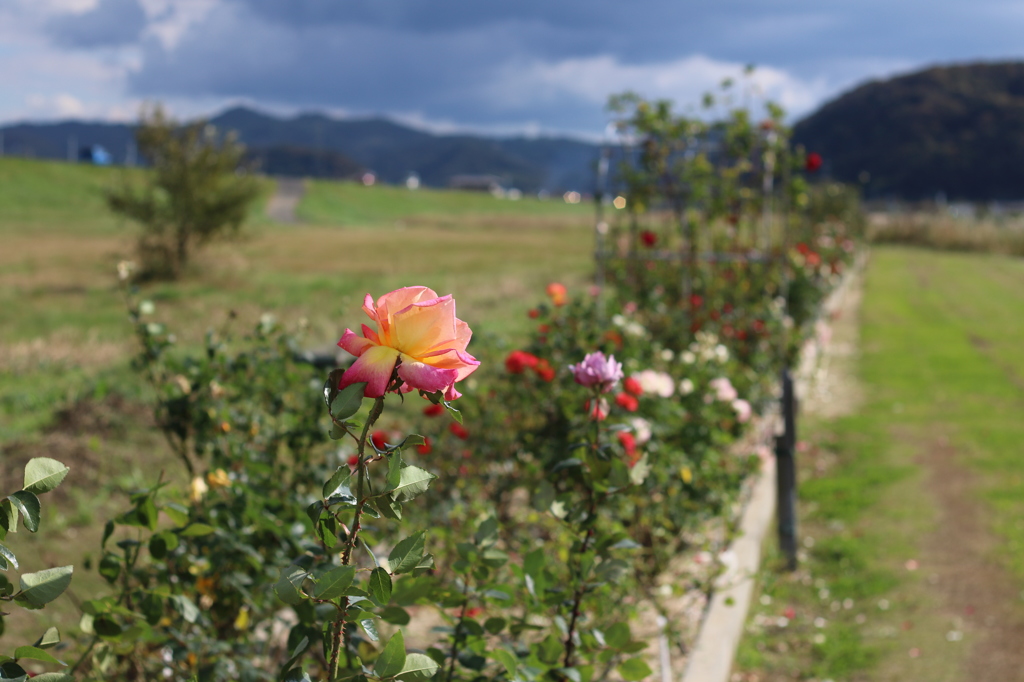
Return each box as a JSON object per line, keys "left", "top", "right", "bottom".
{"left": 328, "top": 381, "right": 390, "bottom": 680}
{"left": 563, "top": 389, "right": 603, "bottom": 668}
{"left": 446, "top": 579, "right": 473, "bottom": 682}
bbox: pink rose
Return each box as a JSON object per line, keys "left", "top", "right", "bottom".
{"left": 337, "top": 286, "right": 480, "bottom": 399}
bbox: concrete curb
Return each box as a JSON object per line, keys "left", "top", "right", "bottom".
{"left": 678, "top": 255, "right": 866, "bottom": 682}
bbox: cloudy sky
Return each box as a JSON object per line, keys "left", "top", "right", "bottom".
{"left": 2, "top": 0, "right": 1023, "bottom": 137}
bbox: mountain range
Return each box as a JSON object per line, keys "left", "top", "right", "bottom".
{"left": 8, "top": 60, "right": 1024, "bottom": 200}
{"left": 0, "top": 107, "right": 600, "bottom": 194}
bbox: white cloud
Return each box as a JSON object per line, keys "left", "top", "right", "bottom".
{"left": 488, "top": 54, "right": 832, "bottom": 121}
{"left": 139, "top": 0, "right": 219, "bottom": 50}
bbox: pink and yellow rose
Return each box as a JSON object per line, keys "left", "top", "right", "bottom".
{"left": 337, "top": 286, "right": 480, "bottom": 400}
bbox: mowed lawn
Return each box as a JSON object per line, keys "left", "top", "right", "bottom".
{"left": 738, "top": 246, "right": 1024, "bottom": 681}
{"left": 0, "top": 158, "right": 595, "bottom": 439}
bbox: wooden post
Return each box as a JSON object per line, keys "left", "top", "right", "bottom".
{"left": 775, "top": 366, "right": 799, "bottom": 570}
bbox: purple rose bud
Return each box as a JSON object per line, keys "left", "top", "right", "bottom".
{"left": 568, "top": 351, "right": 624, "bottom": 393}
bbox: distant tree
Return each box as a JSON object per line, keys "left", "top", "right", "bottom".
{"left": 107, "top": 104, "right": 261, "bottom": 279}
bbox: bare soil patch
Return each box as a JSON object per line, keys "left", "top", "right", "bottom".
{"left": 917, "top": 436, "right": 1024, "bottom": 681}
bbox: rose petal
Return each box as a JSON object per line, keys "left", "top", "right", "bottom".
{"left": 338, "top": 328, "right": 376, "bottom": 357}
{"left": 340, "top": 345, "right": 401, "bottom": 397}
{"left": 398, "top": 357, "right": 459, "bottom": 393}
{"left": 392, "top": 296, "right": 457, "bottom": 357}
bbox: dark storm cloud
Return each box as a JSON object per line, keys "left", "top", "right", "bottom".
{"left": 46, "top": 0, "right": 147, "bottom": 49}
{"left": 124, "top": 0, "right": 1024, "bottom": 132}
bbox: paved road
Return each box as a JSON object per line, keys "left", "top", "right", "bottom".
{"left": 266, "top": 177, "right": 306, "bottom": 223}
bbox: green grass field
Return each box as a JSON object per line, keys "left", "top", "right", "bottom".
{"left": 0, "top": 158, "right": 593, "bottom": 437}
{"left": 0, "top": 157, "right": 596, "bottom": 646}
{"left": 737, "top": 247, "right": 1024, "bottom": 681}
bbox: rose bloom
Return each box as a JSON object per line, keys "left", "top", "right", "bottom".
{"left": 449, "top": 422, "right": 470, "bottom": 440}
{"left": 533, "top": 359, "right": 556, "bottom": 382}
{"left": 629, "top": 417, "right": 652, "bottom": 445}
{"left": 678, "top": 378, "right": 695, "bottom": 396}
{"left": 423, "top": 403, "right": 445, "bottom": 417}
{"left": 568, "top": 351, "right": 623, "bottom": 393}
{"left": 615, "top": 392, "right": 639, "bottom": 412}
{"left": 505, "top": 350, "right": 539, "bottom": 374}
{"left": 617, "top": 431, "right": 639, "bottom": 462}
{"left": 732, "top": 398, "right": 752, "bottom": 423}
{"left": 338, "top": 286, "right": 480, "bottom": 399}
{"left": 709, "top": 377, "right": 738, "bottom": 402}
{"left": 634, "top": 369, "right": 674, "bottom": 398}
{"left": 640, "top": 230, "right": 657, "bottom": 247}
{"left": 371, "top": 430, "right": 389, "bottom": 450}
{"left": 623, "top": 376, "right": 644, "bottom": 397}
{"left": 546, "top": 282, "right": 568, "bottom": 306}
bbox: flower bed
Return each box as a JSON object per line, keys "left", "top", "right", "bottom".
{"left": 0, "top": 89, "right": 864, "bottom": 682}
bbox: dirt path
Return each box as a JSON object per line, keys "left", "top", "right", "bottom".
{"left": 916, "top": 436, "right": 1024, "bottom": 681}
{"left": 266, "top": 177, "right": 306, "bottom": 223}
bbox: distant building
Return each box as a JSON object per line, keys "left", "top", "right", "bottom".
{"left": 448, "top": 174, "right": 504, "bottom": 195}
{"left": 79, "top": 145, "right": 112, "bottom": 165}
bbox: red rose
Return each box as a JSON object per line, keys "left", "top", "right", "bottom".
{"left": 528, "top": 309, "right": 540, "bottom": 319}
{"left": 417, "top": 437, "right": 432, "bottom": 455}
{"left": 347, "top": 454, "right": 361, "bottom": 468}
{"left": 423, "top": 403, "right": 445, "bottom": 417}
{"left": 533, "top": 359, "right": 556, "bottom": 382}
{"left": 689, "top": 294, "right": 703, "bottom": 308}
{"left": 617, "top": 431, "right": 637, "bottom": 457}
{"left": 371, "top": 430, "right": 388, "bottom": 451}
{"left": 505, "top": 350, "right": 539, "bottom": 374}
{"left": 449, "top": 423, "right": 469, "bottom": 440}
{"left": 640, "top": 230, "right": 657, "bottom": 247}
{"left": 624, "top": 376, "right": 643, "bottom": 397}
{"left": 615, "top": 392, "right": 639, "bottom": 412}
{"left": 805, "top": 152, "right": 822, "bottom": 173}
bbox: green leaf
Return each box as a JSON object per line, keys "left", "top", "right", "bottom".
{"left": 98, "top": 553, "right": 121, "bottom": 583}
{"left": 33, "top": 626, "right": 61, "bottom": 649}
{"left": 390, "top": 467, "right": 436, "bottom": 504}
{"left": 322, "top": 466, "right": 351, "bottom": 500}
{"left": 170, "top": 595, "right": 199, "bottom": 624}
{"left": 282, "top": 668, "right": 312, "bottom": 682}
{"left": 0, "top": 662, "right": 27, "bottom": 679}
{"left": 617, "top": 657, "right": 652, "bottom": 681}
{"left": 443, "top": 401, "right": 463, "bottom": 424}
{"left": 17, "top": 566, "right": 73, "bottom": 609}
{"left": 388, "top": 532, "right": 426, "bottom": 575}
{"left": 323, "top": 369, "right": 346, "bottom": 412}
{"left": 8, "top": 491, "right": 40, "bottom": 533}
{"left": 23, "top": 458, "right": 70, "bottom": 496}
{"left": 141, "top": 592, "right": 163, "bottom": 625}
{"left": 313, "top": 566, "right": 356, "bottom": 600}
{"left": 369, "top": 567, "right": 392, "bottom": 605}
{"left": 0, "top": 499, "right": 16, "bottom": 534}
{"left": 331, "top": 382, "right": 367, "bottom": 421}
{"left": 484, "top": 617, "right": 506, "bottom": 634}
{"left": 26, "top": 674, "right": 75, "bottom": 682}
{"left": 373, "top": 630, "right": 407, "bottom": 679}
{"left": 628, "top": 454, "right": 651, "bottom": 486}
{"left": 490, "top": 649, "right": 518, "bottom": 677}
{"left": 93, "top": 616, "right": 121, "bottom": 637}
{"left": 603, "top": 622, "right": 630, "bottom": 649}
{"left": 179, "top": 523, "right": 216, "bottom": 537}
{"left": 374, "top": 497, "right": 403, "bottom": 521}
{"left": 379, "top": 606, "right": 411, "bottom": 626}
{"left": 13, "top": 646, "right": 65, "bottom": 667}
{"left": 385, "top": 452, "right": 403, "bottom": 492}
{"left": 275, "top": 566, "right": 309, "bottom": 606}
{"left": 0, "top": 542, "right": 18, "bottom": 571}
{"left": 360, "top": 618, "right": 380, "bottom": 642}
{"left": 162, "top": 503, "right": 190, "bottom": 527}
{"left": 397, "top": 653, "right": 439, "bottom": 680}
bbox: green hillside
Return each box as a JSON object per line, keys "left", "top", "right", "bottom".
{"left": 793, "top": 61, "right": 1024, "bottom": 201}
